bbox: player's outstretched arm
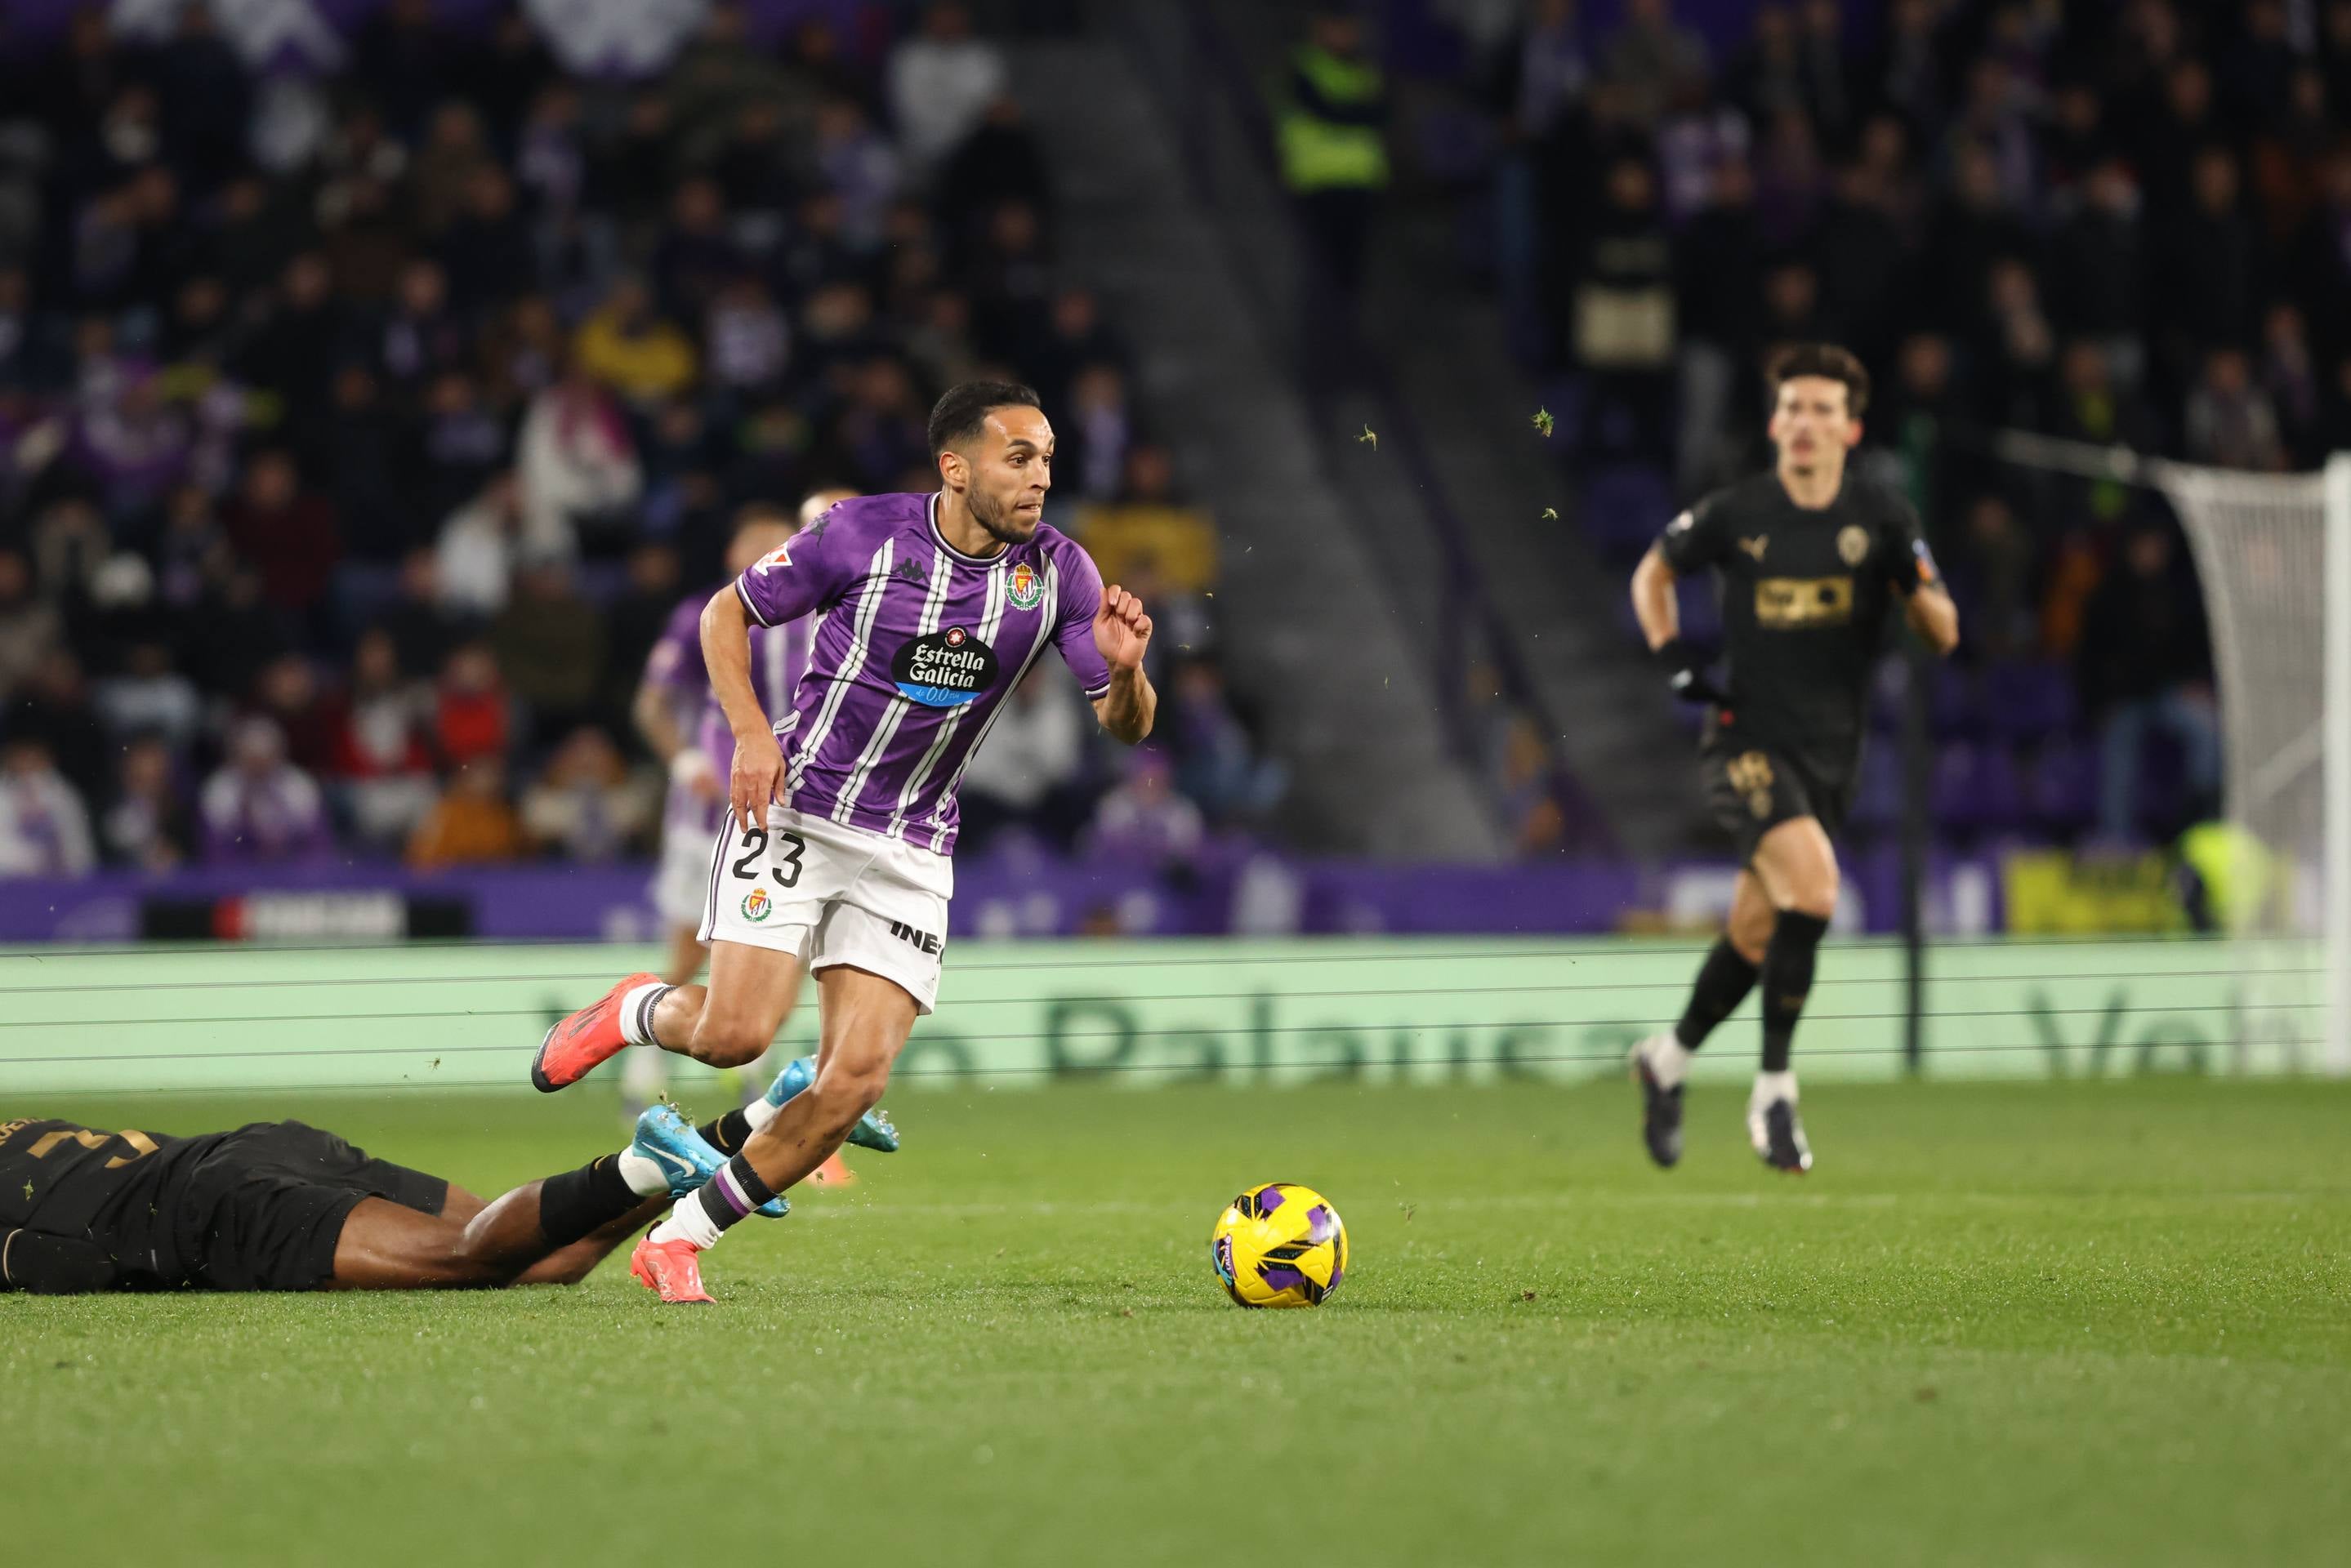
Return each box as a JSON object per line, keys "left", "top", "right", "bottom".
{"left": 1633, "top": 543, "right": 1725, "bottom": 705}
{"left": 1631, "top": 544, "right": 1680, "bottom": 653}
{"left": 1904, "top": 582, "right": 1960, "bottom": 658}
{"left": 2, "top": 1227, "right": 120, "bottom": 1294}
{"left": 1091, "top": 584, "right": 1156, "bottom": 744}
{"left": 700, "top": 585, "right": 783, "bottom": 822}
{"left": 631, "top": 677, "right": 689, "bottom": 765}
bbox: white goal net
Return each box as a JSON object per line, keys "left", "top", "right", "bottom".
{"left": 1996, "top": 441, "right": 2351, "bottom": 1075}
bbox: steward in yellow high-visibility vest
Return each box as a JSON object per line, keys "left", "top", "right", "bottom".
{"left": 1279, "top": 36, "right": 1391, "bottom": 197}
{"left": 1280, "top": 10, "right": 1390, "bottom": 310}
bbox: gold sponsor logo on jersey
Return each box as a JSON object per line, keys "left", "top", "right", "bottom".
{"left": 1755, "top": 576, "right": 1854, "bottom": 627}
{"left": 1837, "top": 524, "right": 1871, "bottom": 566}
{"left": 1737, "top": 534, "right": 1769, "bottom": 563}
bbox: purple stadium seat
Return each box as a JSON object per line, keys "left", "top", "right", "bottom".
{"left": 2026, "top": 739, "right": 2099, "bottom": 834}
{"left": 1929, "top": 663, "right": 1982, "bottom": 739}
{"left": 1539, "top": 376, "right": 1588, "bottom": 452}
{"left": 1581, "top": 465, "right": 1674, "bottom": 557}
{"left": 1867, "top": 659, "right": 1910, "bottom": 735}
{"left": 1983, "top": 662, "right": 2079, "bottom": 742}
{"left": 1850, "top": 738, "right": 1905, "bottom": 833}
{"left": 1930, "top": 742, "right": 2023, "bottom": 834}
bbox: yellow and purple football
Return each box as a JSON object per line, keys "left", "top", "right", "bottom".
{"left": 1210, "top": 1183, "right": 1349, "bottom": 1308}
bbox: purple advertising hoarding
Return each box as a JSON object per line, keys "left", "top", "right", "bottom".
{"left": 0, "top": 846, "right": 2002, "bottom": 944}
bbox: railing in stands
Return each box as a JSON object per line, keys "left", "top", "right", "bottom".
{"left": 1107, "top": 0, "right": 1614, "bottom": 854}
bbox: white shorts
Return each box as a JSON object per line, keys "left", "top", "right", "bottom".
{"left": 697, "top": 806, "right": 953, "bottom": 1015}
{"left": 652, "top": 815, "right": 717, "bottom": 928}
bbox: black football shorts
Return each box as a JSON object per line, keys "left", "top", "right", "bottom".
{"left": 1698, "top": 745, "right": 1850, "bottom": 865}
{"left": 180, "top": 1120, "right": 448, "bottom": 1291}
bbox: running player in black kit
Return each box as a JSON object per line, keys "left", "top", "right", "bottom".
{"left": 1627, "top": 344, "right": 1959, "bottom": 1171}
{"left": 0, "top": 1112, "right": 671, "bottom": 1294}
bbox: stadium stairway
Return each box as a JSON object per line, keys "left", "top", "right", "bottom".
{"left": 1010, "top": 30, "right": 1503, "bottom": 858}
{"left": 1189, "top": 0, "right": 1702, "bottom": 858}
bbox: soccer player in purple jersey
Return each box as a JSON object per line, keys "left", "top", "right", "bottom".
{"left": 524, "top": 383, "right": 1156, "bottom": 1303}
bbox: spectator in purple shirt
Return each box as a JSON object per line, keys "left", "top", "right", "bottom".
{"left": 199, "top": 715, "right": 332, "bottom": 864}
{"left": 1084, "top": 744, "right": 1204, "bottom": 871}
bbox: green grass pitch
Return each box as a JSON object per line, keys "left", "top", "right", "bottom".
{"left": 7, "top": 1076, "right": 2349, "bottom": 1566}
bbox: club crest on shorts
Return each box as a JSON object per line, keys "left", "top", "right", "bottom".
{"left": 1837, "top": 524, "right": 1871, "bottom": 566}
{"left": 1006, "top": 560, "right": 1044, "bottom": 610}
{"left": 740, "top": 887, "right": 773, "bottom": 921}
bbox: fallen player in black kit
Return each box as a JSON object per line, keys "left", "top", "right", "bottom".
{"left": 0, "top": 1113, "right": 669, "bottom": 1295}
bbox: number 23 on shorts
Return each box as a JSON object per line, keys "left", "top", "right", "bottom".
{"left": 729, "top": 824, "right": 806, "bottom": 889}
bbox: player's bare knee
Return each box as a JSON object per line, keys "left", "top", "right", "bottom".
{"left": 686, "top": 1017, "right": 769, "bottom": 1069}
{"left": 1729, "top": 910, "right": 1773, "bottom": 963}
{"left": 1787, "top": 878, "right": 1839, "bottom": 924}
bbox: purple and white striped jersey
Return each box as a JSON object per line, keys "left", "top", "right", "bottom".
{"left": 645, "top": 592, "right": 810, "bottom": 832}
{"left": 733, "top": 491, "right": 1111, "bottom": 856}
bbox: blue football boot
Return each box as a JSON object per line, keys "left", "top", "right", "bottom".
{"left": 765, "top": 1054, "right": 900, "bottom": 1153}
{"left": 631, "top": 1103, "right": 788, "bottom": 1217}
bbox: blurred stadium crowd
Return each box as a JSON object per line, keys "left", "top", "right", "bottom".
{"left": 0, "top": 0, "right": 1283, "bottom": 878}
{"left": 1291, "top": 0, "right": 2351, "bottom": 849}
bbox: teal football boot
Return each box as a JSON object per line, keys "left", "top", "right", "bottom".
{"left": 631, "top": 1103, "right": 787, "bottom": 1217}
{"left": 764, "top": 1055, "right": 900, "bottom": 1152}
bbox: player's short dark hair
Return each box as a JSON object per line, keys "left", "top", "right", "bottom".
{"left": 1766, "top": 343, "right": 1871, "bottom": 417}
{"left": 928, "top": 381, "right": 1042, "bottom": 457}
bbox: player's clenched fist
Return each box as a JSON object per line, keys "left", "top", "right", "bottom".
{"left": 729, "top": 728, "right": 785, "bottom": 826}
{"left": 1094, "top": 584, "right": 1153, "bottom": 671}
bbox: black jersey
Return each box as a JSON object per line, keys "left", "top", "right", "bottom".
{"left": 0, "top": 1117, "right": 231, "bottom": 1285}
{"left": 1658, "top": 470, "right": 1936, "bottom": 784}
{"left": 1, "top": 1116, "right": 450, "bottom": 1292}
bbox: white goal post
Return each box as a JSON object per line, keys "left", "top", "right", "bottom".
{"left": 1991, "top": 438, "right": 2351, "bottom": 1076}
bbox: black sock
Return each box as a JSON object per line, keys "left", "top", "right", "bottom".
{"left": 693, "top": 1153, "right": 778, "bottom": 1236}
{"left": 698, "top": 1108, "right": 756, "bottom": 1155}
{"left": 1759, "top": 911, "right": 1829, "bottom": 1075}
{"left": 2, "top": 1228, "right": 119, "bottom": 1294}
{"left": 1675, "top": 938, "right": 1760, "bottom": 1050}
{"left": 538, "top": 1155, "right": 645, "bottom": 1248}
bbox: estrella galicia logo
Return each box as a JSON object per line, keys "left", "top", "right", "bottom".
{"left": 891, "top": 626, "right": 997, "bottom": 707}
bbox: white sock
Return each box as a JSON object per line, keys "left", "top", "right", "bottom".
{"left": 650, "top": 1197, "right": 722, "bottom": 1250}
{"left": 1644, "top": 1033, "right": 1693, "bottom": 1089}
{"left": 616, "top": 1148, "right": 671, "bottom": 1198}
{"left": 743, "top": 1096, "right": 780, "bottom": 1132}
{"left": 1753, "top": 1070, "right": 1796, "bottom": 1106}
{"left": 618, "top": 983, "right": 670, "bottom": 1046}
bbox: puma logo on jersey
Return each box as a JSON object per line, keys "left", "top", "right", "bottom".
{"left": 1737, "top": 535, "right": 1769, "bottom": 563}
